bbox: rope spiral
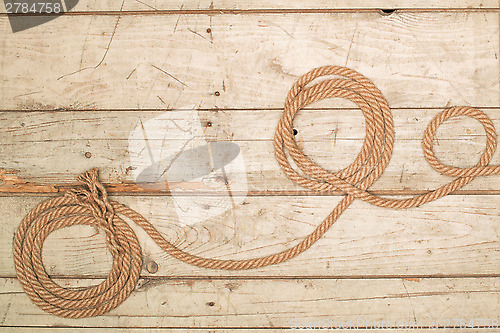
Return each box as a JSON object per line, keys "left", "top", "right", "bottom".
{"left": 13, "top": 66, "right": 500, "bottom": 318}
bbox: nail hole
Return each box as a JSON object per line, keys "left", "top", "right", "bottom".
{"left": 293, "top": 129, "right": 298, "bottom": 135}
{"left": 380, "top": 9, "right": 396, "bottom": 15}
{"left": 214, "top": 91, "right": 220, "bottom": 96}
{"left": 206, "top": 121, "right": 212, "bottom": 127}
{"left": 20, "top": 122, "right": 25, "bottom": 127}
{"left": 146, "top": 261, "right": 158, "bottom": 274}
{"left": 206, "top": 28, "right": 212, "bottom": 33}
{"left": 84, "top": 152, "right": 92, "bottom": 158}
{"left": 207, "top": 302, "right": 215, "bottom": 307}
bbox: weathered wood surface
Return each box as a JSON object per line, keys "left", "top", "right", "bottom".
{"left": 0, "top": 277, "right": 498, "bottom": 328}
{"left": 0, "top": 12, "right": 498, "bottom": 110}
{"left": 1, "top": 2, "right": 499, "bottom": 331}
{"left": 1, "top": 0, "right": 499, "bottom": 13}
{"left": 1, "top": 108, "right": 499, "bottom": 194}
{"left": 1, "top": 195, "right": 498, "bottom": 277}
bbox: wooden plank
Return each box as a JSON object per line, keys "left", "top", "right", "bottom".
{"left": 1, "top": 195, "right": 498, "bottom": 277}
{"left": 1, "top": 109, "right": 499, "bottom": 193}
{"left": 1, "top": 0, "right": 499, "bottom": 14}
{"left": 2, "top": 108, "right": 499, "bottom": 142}
{"left": 0, "top": 12, "right": 498, "bottom": 110}
{"left": 0, "top": 277, "right": 498, "bottom": 328}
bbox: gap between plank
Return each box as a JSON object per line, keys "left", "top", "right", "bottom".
{"left": 1, "top": 8, "right": 500, "bottom": 17}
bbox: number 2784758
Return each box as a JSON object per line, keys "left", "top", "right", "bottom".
{"left": 5, "top": 2, "right": 63, "bottom": 14}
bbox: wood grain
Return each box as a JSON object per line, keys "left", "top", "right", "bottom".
{"left": 1, "top": 195, "right": 498, "bottom": 277}
{"left": 0, "top": 12, "right": 498, "bottom": 110}
{"left": 0, "top": 277, "right": 498, "bottom": 328}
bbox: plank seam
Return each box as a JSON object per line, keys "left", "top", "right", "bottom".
{"left": 1, "top": 8, "right": 500, "bottom": 16}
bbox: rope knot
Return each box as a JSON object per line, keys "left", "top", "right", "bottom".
{"left": 65, "top": 168, "right": 125, "bottom": 256}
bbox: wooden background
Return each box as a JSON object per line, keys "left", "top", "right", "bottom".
{"left": 0, "top": 0, "right": 499, "bottom": 331}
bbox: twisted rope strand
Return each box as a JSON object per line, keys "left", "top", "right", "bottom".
{"left": 13, "top": 66, "right": 500, "bottom": 318}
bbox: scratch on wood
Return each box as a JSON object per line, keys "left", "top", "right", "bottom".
{"left": 263, "top": 21, "right": 295, "bottom": 39}
{"left": 126, "top": 68, "right": 137, "bottom": 80}
{"left": 57, "top": 67, "right": 92, "bottom": 80}
{"left": 57, "top": 0, "right": 124, "bottom": 80}
{"left": 345, "top": 24, "right": 358, "bottom": 67}
{"left": 151, "top": 64, "right": 189, "bottom": 87}
{"left": 187, "top": 28, "right": 213, "bottom": 44}
{"left": 78, "top": 18, "right": 93, "bottom": 71}
{"left": 402, "top": 279, "right": 418, "bottom": 324}
{"left": 13, "top": 91, "right": 42, "bottom": 99}
{"left": 0, "top": 302, "right": 11, "bottom": 325}
{"left": 209, "top": 15, "right": 213, "bottom": 43}
{"left": 262, "top": 304, "right": 275, "bottom": 327}
{"left": 333, "top": 122, "right": 339, "bottom": 146}
{"left": 139, "top": 119, "right": 155, "bottom": 164}
{"left": 173, "top": 4, "right": 183, "bottom": 33}
{"left": 398, "top": 73, "right": 458, "bottom": 83}
{"left": 134, "top": 0, "right": 157, "bottom": 10}
{"left": 94, "top": 0, "right": 124, "bottom": 69}
{"left": 157, "top": 96, "right": 166, "bottom": 104}
{"left": 170, "top": 119, "right": 192, "bottom": 134}
{"left": 158, "top": 137, "right": 195, "bottom": 179}
{"left": 135, "top": 278, "right": 164, "bottom": 292}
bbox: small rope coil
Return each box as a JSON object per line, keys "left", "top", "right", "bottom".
{"left": 13, "top": 66, "right": 500, "bottom": 318}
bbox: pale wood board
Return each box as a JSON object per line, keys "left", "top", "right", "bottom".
{"left": 1, "top": 195, "right": 498, "bottom": 277}
{"left": 0, "top": 12, "right": 498, "bottom": 111}
{"left": 1, "top": 108, "right": 499, "bottom": 193}
{"left": 1, "top": 0, "right": 498, "bottom": 13}
{"left": 0, "top": 277, "right": 498, "bottom": 328}
{"left": 1, "top": 2, "right": 499, "bottom": 331}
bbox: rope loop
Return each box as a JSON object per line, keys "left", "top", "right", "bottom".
{"left": 422, "top": 106, "right": 498, "bottom": 178}
{"left": 274, "top": 66, "right": 500, "bottom": 209}
{"left": 13, "top": 66, "right": 500, "bottom": 318}
{"left": 13, "top": 170, "right": 142, "bottom": 318}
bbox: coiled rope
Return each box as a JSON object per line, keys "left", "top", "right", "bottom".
{"left": 13, "top": 66, "right": 500, "bottom": 318}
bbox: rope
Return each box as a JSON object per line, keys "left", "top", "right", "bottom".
{"left": 13, "top": 66, "right": 500, "bottom": 318}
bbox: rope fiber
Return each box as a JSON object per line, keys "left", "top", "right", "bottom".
{"left": 13, "top": 66, "right": 500, "bottom": 318}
